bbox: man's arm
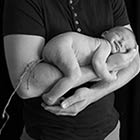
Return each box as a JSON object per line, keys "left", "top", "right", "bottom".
{"left": 48, "top": 47, "right": 140, "bottom": 114}
{"left": 89, "top": 24, "right": 140, "bottom": 103}
{"left": 4, "top": 35, "right": 99, "bottom": 99}
{"left": 89, "top": 52, "right": 140, "bottom": 103}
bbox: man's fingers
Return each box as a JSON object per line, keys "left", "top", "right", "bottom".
{"left": 58, "top": 101, "right": 85, "bottom": 116}
{"left": 42, "top": 100, "right": 85, "bottom": 116}
{"left": 61, "top": 87, "right": 88, "bottom": 108}
{"left": 42, "top": 87, "right": 90, "bottom": 116}
{"left": 120, "top": 48, "right": 137, "bottom": 65}
{"left": 126, "top": 49, "right": 137, "bottom": 64}
{"left": 127, "top": 48, "right": 137, "bottom": 59}
{"left": 42, "top": 94, "right": 65, "bottom": 105}
{"left": 61, "top": 95, "right": 85, "bottom": 109}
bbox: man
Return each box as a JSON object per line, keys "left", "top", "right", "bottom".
{"left": 3, "top": 0, "right": 140, "bottom": 139}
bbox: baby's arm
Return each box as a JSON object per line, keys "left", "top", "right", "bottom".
{"left": 92, "top": 40, "right": 117, "bottom": 82}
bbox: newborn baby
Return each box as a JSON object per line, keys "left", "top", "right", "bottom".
{"left": 96, "top": 26, "right": 137, "bottom": 80}
{"left": 42, "top": 26, "right": 137, "bottom": 105}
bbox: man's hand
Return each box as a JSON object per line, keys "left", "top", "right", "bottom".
{"left": 41, "top": 45, "right": 140, "bottom": 116}
{"left": 41, "top": 87, "right": 94, "bottom": 116}
{"left": 108, "top": 45, "right": 138, "bottom": 72}
{"left": 41, "top": 65, "right": 100, "bottom": 105}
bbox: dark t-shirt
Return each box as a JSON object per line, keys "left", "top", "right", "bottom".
{"left": 3, "top": 0, "right": 129, "bottom": 139}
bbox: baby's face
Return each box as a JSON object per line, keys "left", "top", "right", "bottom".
{"left": 107, "top": 31, "right": 127, "bottom": 53}
{"left": 102, "top": 27, "right": 135, "bottom": 54}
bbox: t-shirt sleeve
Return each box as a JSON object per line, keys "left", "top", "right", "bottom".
{"left": 111, "top": 0, "right": 130, "bottom": 26}
{"left": 3, "top": 0, "right": 46, "bottom": 37}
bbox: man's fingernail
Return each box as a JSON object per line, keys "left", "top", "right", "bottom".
{"left": 133, "top": 48, "right": 137, "bottom": 51}
{"left": 61, "top": 102, "right": 67, "bottom": 109}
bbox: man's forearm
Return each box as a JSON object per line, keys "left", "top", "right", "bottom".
{"left": 89, "top": 53, "right": 140, "bottom": 103}
{"left": 19, "top": 62, "right": 99, "bottom": 99}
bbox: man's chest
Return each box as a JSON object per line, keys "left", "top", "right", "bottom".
{"left": 42, "top": 0, "right": 114, "bottom": 41}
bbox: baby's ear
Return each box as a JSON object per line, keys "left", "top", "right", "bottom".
{"left": 101, "top": 31, "right": 109, "bottom": 38}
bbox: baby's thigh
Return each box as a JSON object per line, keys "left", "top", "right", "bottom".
{"left": 50, "top": 45, "right": 80, "bottom": 76}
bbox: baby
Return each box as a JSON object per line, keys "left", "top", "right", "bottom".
{"left": 42, "top": 26, "right": 137, "bottom": 105}
{"left": 95, "top": 26, "right": 137, "bottom": 80}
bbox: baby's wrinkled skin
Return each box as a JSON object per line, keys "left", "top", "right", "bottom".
{"left": 42, "top": 27, "right": 137, "bottom": 105}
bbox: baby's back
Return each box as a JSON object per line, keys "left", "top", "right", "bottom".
{"left": 71, "top": 32, "right": 100, "bottom": 65}
{"left": 43, "top": 32, "right": 106, "bottom": 66}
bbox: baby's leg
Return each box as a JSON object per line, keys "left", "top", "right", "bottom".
{"left": 43, "top": 45, "right": 81, "bottom": 105}
{"left": 92, "top": 41, "right": 117, "bottom": 82}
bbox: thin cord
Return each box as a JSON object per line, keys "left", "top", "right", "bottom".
{"left": 0, "top": 59, "right": 43, "bottom": 135}
{"left": 26, "top": 59, "right": 44, "bottom": 89}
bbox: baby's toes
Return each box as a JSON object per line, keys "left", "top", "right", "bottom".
{"left": 42, "top": 94, "right": 55, "bottom": 105}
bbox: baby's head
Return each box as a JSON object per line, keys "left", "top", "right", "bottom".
{"left": 102, "top": 26, "right": 137, "bottom": 53}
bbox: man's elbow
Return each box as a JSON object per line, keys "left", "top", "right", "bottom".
{"left": 9, "top": 73, "right": 38, "bottom": 99}
{"left": 17, "top": 89, "right": 30, "bottom": 99}
{"left": 133, "top": 53, "right": 140, "bottom": 77}
{"left": 17, "top": 83, "right": 36, "bottom": 99}
{"left": 16, "top": 78, "right": 43, "bottom": 99}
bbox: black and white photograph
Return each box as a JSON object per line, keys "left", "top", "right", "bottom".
{"left": 0, "top": 0, "right": 140, "bottom": 140}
